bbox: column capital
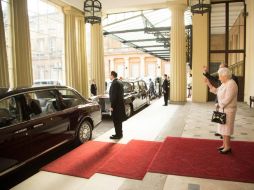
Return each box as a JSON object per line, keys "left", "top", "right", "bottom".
{"left": 63, "top": 6, "right": 84, "bottom": 17}
{"left": 167, "top": 2, "right": 187, "bottom": 11}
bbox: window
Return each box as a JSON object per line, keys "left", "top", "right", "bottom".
{"left": 23, "top": 92, "right": 43, "bottom": 118}
{"left": 0, "top": 97, "right": 21, "bottom": 128}
{"left": 134, "top": 82, "right": 139, "bottom": 93}
{"left": 58, "top": 89, "right": 85, "bottom": 108}
{"left": 28, "top": 0, "right": 65, "bottom": 85}
{"left": 1, "top": 0, "right": 14, "bottom": 87}
{"left": 209, "top": 1, "right": 245, "bottom": 102}
{"left": 139, "top": 81, "right": 147, "bottom": 91}
{"left": 123, "top": 82, "right": 133, "bottom": 93}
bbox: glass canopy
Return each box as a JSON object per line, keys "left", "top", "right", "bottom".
{"left": 103, "top": 8, "right": 192, "bottom": 61}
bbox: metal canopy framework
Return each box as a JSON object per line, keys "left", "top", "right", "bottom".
{"left": 103, "top": 9, "right": 192, "bottom": 62}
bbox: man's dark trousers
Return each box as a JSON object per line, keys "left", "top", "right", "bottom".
{"left": 112, "top": 119, "right": 123, "bottom": 137}
{"left": 164, "top": 92, "right": 169, "bottom": 105}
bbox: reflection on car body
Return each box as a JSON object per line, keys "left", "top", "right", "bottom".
{"left": 97, "top": 79, "right": 150, "bottom": 118}
{"left": 0, "top": 86, "right": 101, "bottom": 177}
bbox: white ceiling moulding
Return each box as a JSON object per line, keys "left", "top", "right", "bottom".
{"left": 60, "top": 0, "right": 187, "bottom": 14}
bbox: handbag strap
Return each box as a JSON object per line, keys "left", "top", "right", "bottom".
{"left": 216, "top": 106, "right": 224, "bottom": 112}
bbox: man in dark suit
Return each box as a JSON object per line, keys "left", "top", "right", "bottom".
{"left": 162, "top": 74, "right": 169, "bottom": 106}
{"left": 109, "top": 71, "right": 126, "bottom": 139}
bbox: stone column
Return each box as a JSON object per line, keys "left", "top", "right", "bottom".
{"left": 245, "top": 0, "right": 254, "bottom": 104}
{"left": 157, "top": 58, "right": 161, "bottom": 77}
{"left": 125, "top": 57, "right": 129, "bottom": 79}
{"left": 192, "top": 14, "right": 209, "bottom": 102}
{"left": 169, "top": 4, "right": 186, "bottom": 103}
{"left": 91, "top": 23, "right": 105, "bottom": 94}
{"left": 140, "top": 56, "right": 145, "bottom": 77}
{"left": 110, "top": 58, "right": 114, "bottom": 72}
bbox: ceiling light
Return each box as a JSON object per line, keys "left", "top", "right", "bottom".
{"left": 189, "top": 0, "right": 211, "bottom": 15}
{"left": 84, "top": 0, "right": 102, "bottom": 24}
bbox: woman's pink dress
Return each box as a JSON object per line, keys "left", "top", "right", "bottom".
{"left": 210, "top": 79, "right": 238, "bottom": 136}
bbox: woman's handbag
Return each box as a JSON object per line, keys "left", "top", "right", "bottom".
{"left": 211, "top": 108, "right": 226, "bottom": 124}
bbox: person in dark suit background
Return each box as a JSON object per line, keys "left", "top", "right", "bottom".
{"left": 162, "top": 74, "right": 169, "bottom": 106}
{"left": 24, "top": 94, "right": 42, "bottom": 116}
{"left": 109, "top": 71, "right": 126, "bottom": 139}
{"left": 203, "top": 63, "right": 238, "bottom": 88}
{"left": 90, "top": 79, "right": 97, "bottom": 96}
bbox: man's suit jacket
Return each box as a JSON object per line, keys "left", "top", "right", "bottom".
{"left": 109, "top": 79, "right": 126, "bottom": 122}
{"left": 162, "top": 79, "right": 169, "bottom": 94}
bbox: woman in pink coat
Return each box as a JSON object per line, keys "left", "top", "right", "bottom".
{"left": 205, "top": 67, "right": 238, "bottom": 154}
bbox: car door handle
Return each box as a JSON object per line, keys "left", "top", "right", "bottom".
{"left": 33, "top": 123, "right": 44, "bottom": 129}
{"left": 14, "top": 128, "right": 28, "bottom": 134}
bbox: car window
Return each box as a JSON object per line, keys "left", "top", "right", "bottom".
{"left": 0, "top": 97, "right": 21, "bottom": 128}
{"left": 134, "top": 82, "right": 139, "bottom": 93}
{"left": 24, "top": 92, "right": 50, "bottom": 118}
{"left": 58, "top": 89, "right": 85, "bottom": 108}
{"left": 139, "top": 81, "right": 147, "bottom": 91}
{"left": 123, "top": 82, "right": 133, "bottom": 93}
{"left": 30, "top": 90, "right": 58, "bottom": 115}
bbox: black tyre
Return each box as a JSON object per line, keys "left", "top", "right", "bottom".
{"left": 76, "top": 120, "right": 92, "bottom": 144}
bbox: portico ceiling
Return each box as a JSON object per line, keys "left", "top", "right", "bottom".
{"left": 59, "top": 0, "right": 243, "bottom": 61}
{"left": 60, "top": 0, "right": 187, "bottom": 13}
{"left": 102, "top": 9, "right": 192, "bottom": 61}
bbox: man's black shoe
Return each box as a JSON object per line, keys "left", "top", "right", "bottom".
{"left": 110, "top": 135, "right": 123, "bottom": 139}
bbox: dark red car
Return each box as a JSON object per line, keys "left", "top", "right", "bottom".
{"left": 0, "top": 86, "right": 101, "bottom": 177}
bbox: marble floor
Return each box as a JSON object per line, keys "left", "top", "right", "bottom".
{"left": 12, "top": 98, "right": 254, "bottom": 190}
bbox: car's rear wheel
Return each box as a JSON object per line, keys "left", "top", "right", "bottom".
{"left": 76, "top": 120, "right": 92, "bottom": 144}
{"left": 125, "top": 104, "right": 133, "bottom": 118}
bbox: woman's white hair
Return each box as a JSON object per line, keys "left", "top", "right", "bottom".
{"left": 218, "top": 67, "right": 232, "bottom": 79}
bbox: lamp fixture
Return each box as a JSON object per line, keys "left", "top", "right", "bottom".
{"left": 189, "top": 0, "right": 211, "bottom": 15}
{"left": 84, "top": 0, "right": 102, "bottom": 24}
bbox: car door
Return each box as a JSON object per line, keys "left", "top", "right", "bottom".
{"left": 25, "top": 89, "right": 72, "bottom": 158}
{"left": 0, "top": 95, "right": 30, "bottom": 175}
{"left": 131, "top": 81, "right": 142, "bottom": 110}
{"left": 139, "top": 80, "right": 149, "bottom": 105}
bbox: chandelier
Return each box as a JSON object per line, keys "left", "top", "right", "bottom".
{"left": 84, "top": 0, "right": 102, "bottom": 24}
{"left": 189, "top": 0, "right": 211, "bottom": 15}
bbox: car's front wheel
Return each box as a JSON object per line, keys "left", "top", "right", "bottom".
{"left": 125, "top": 104, "right": 133, "bottom": 118}
{"left": 76, "top": 120, "right": 92, "bottom": 144}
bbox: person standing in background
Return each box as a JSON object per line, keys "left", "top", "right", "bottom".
{"left": 187, "top": 74, "right": 192, "bottom": 98}
{"left": 109, "top": 71, "right": 126, "bottom": 139}
{"left": 162, "top": 74, "right": 169, "bottom": 106}
{"left": 90, "top": 79, "right": 97, "bottom": 96}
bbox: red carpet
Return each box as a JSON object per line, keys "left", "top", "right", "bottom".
{"left": 148, "top": 137, "right": 254, "bottom": 183}
{"left": 98, "top": 140, "right": 162, "bottom": 180}
{"left": 42, "top": 141, "right": 124, "bottom": 178}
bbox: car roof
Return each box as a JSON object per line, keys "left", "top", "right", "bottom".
{"left": 122, "top": 79, "right": 145, "bottom": 83}
{"left": 0, "top": 86, "right": 70, "bottom": 100}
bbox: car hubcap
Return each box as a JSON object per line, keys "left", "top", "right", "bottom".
{"left": 125, "top": 104, "right": 131, "bottom": 118}
{"left": 79, "top": 122, "right": 91, "bottom": 143}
